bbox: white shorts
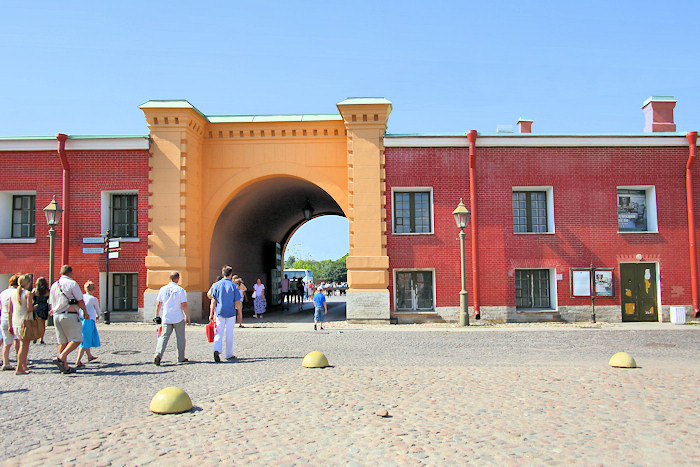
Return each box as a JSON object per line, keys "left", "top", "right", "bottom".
{"left": 1, "top": 320, "right": 17, "bottom": 343}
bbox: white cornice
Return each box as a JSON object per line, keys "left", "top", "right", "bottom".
{"left": 0, "top": 137, "right": 150, "bottom": 151}
{"left": 384, "top": 135, "right": 689, "bottom": 148}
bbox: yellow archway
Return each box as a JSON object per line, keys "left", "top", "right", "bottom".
{"left": 140, "top": 98, "right": 392, "bottom": 322}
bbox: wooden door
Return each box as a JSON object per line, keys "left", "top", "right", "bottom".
{"left": 620, "top": 263, "right": 658, "bottom": 322}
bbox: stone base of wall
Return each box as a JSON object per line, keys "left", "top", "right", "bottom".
{"left": 346, "top": 289, "right": 390, "bottom": 321}
{"left": 143, "top": 291, "right": 203, "bottom": 323}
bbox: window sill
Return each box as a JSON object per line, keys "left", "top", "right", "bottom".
{"left": 513, "top": 232, "right": 555, "bottom": 235}
{"left": 116, "top": 237, "right": 140, "bottom": 242}
{"left": 618, "top": 231, "right": 659, "bottom": 234}
{"left": 0, "top": 238, "right": 37, "bottom": 243}
{"left": 392, "top": 232, "right": 434, "bottom": 236}
{"left": 515, "top": 308, "right": 556, "bottom": 313}
{"left": 394, "top": 310, "right": 436, "bottom": 314}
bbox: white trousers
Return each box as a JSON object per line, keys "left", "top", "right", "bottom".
{"left": 213, "top": 315, "right": 236, "bottom": 358}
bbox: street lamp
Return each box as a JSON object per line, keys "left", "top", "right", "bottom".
{"left": 452, "top": 198, "right": 470, "bottom": 326}
{"left": 44, "top": 196, "right": 63, "bottom": 325}
{"left": 302, "top": 199, "right": 314, "bottom": 221}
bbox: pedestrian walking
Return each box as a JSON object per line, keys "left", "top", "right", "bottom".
{"left": 32, "top": 277, "right": 49, "bottom": 344}
{"left": 75, "top": 281, "right": 101, "bottom": 367}
{"left": 49, "top": 265, "right": 87, "bottom": 374}
{"left": 153, "top": 271, "right": 190, "bottom": 366}
{"left": 233, "top": 276, "right": 247, "bottom": 327}
{"left": 209, "top": 265, "right": 241, "bottom": 362}
{"left": 281, "top": 274, "right": 290, "bottom": 306}
{"left": 295, "top": 277, "right": 304, "bottom": 305}
{"left": 9, "top": 274, "right": 35, "bottom": 374}
{"left": 1, "top": 273, "right": 20, "bottom": 371}
{"left": 307, "top": 280, "right": 314, "bottom": 301}
{"left": 252, "top": 278, "right": 266, "bottom": 318}
{"left": 313, "top": 286, "right": 327, "bottom": 331}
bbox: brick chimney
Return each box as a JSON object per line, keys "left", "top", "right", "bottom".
{"left": 642, "top": 96, "right": 676, "bottom": 133}
{"left": 517, "top": 117, "right": 533, "bottom": 134}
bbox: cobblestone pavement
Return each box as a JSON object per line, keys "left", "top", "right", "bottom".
{"left": 1, "top": 301, "right": 699, "bottom": 466}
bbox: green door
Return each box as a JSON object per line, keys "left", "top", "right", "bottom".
{"left": 620, "top": 263, "right": 658, "bottom": 322}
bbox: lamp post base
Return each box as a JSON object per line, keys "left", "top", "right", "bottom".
{"left": 459, "top": 290, "right": 469, "bottom": 326}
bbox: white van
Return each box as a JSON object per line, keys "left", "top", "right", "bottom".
{"left": 283, "top": 268, "right": 313, "bottom": 284}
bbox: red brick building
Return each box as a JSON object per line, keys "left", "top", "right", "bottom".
{"left": 385, "top": 97, "right": 699, "bottom": 323}
{"left": 0, "top": 136, "right": 150, "bottom": 320}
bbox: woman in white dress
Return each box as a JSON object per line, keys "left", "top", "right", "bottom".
{"left": 9, "top": 274, "right": 35, "bottom": 375}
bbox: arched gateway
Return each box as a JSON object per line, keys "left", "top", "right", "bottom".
{"left": 140, "top": 98, "right": 392, "bottom": 323}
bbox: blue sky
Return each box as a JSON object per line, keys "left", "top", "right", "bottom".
{"left": 2, "top": 1, "right": 698, "bottom": 259}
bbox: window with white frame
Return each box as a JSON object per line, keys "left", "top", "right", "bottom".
{"left": 512, "top": 187, "right": 554, "bottom": 233}
{"left": 617, "top": 186, "right": 657, "bottom": 233}
{"left": 392, "top": 188, "right": 433, "bottom": 234}
{"left": 515, "top": 269, "right": 555, "bottom": 310}
{"left": 101, "top": 191, "right": 138, "bottom": 239}
{"left": 112, "top": 273, "right": 138, "bottom": 312}
{"left": 395, "top": 270, "right": 435, "bottom": 311}
{"left": 0, "top": 191, "right": 36, "bottom": 240}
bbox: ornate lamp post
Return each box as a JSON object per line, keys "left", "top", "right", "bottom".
{"left": 452, "top": 199, "right": 471, "bottom": 326}
{"left": 44, "top": 196, "right": 63, "bottom": 325}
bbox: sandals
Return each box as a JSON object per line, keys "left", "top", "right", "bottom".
{"left": 88, "top": 356, "right": 98, "bottom": 362}
{"left": 76, "top": 362, "right": 85, "bottom": 368}
{"left": 1, "top": 365, "right": 14, "bottom": 371}
{"left": 52, "top": 358, "right": 76, "bottom": 374}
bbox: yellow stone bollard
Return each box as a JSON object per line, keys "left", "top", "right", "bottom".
{"left": 609, "top": 352, "right": 637, "bottom": 368}
{"left": 302, "top": 351, "right": 329, "bottom": 368}
{"left": 150, "top": 387, "right": 193, "bottom": 414}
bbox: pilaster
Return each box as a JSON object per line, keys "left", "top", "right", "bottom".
{"left": 140, "top": 101, "right": 207, "bottom": 317}
{"left": 337, "top": 98, "right": 392, "bottom": 321}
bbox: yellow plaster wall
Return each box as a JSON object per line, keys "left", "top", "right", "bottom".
{"left": 142, "top": 99, "right": 392, "bottom": 320}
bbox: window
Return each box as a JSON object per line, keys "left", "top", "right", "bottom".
{"left": 513, "top": 191, "right": 546, "bottom": 233}
{"left": 393, "top": 190, "right": 432, "bottom": 234}
{"left": 515, "top": 269, "right": 551, "bottom": 309}
{"left": 618, "top": 187, "right": 657, "bottom": 233}
{"left": 395, "top": 270, "right": 434, "bottom": 311}
{"left": 112, "top": 273, "right": 138, "bottom": 312}
{"left": 12, "top": 195, "right": 35, "bottom": 238}
{"left": 111, "top": 194, "right": 138, "bottom": 238}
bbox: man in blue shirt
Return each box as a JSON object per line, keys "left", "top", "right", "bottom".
{"left": 209, "top": 265, "right": 242, "bottom": 362}
{"left": 313, "top": 285, "right": 327, "bottom": 331}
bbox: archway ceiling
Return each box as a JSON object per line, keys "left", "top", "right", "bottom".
{"left": 211, "top": 177, "right": 345, "bottom": 267}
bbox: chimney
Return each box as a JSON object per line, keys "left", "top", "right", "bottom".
{"left": 517, "top": 117, "right": 533, "bottom": 134}
{"left": 642, "top": 96, "right": 676, "bottom": 132}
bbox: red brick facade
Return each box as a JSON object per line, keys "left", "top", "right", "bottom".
{"left": 385, "top": 139, "right": 700, "bottom": 322}
{"left": 0, "top": 146, "right": 149, "bottom": 315}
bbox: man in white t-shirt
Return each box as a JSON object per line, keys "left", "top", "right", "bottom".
{"left": 153, "top": 271, "right": 190, "bottom": 366}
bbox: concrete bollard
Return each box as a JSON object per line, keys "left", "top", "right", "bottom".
{"left": 150, "top": 387, "right": 193, "bottom": 414}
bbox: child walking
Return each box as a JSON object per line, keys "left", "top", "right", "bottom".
{"left": 76, "top": 281, "right": 101, "bottom": 367}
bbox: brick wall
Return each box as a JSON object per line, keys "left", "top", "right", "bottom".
{"left": 385, "top": 143, "right": 700, "bottom": 318}
{"left": 0, "top": 149, "right": 150, "bottom": 308}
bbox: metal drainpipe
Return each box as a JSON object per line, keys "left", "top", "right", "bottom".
{"left": 467, "top": 130, "right": 480, "bottom": 319}
{"left": 686, "top": 131, "right": 699, "bottom": 317}
{"left": 57, "top": 134, "right": 70, "bottom": 265}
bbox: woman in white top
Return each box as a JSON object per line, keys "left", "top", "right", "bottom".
{"left": 252, "top": 278, "right": 266, "bottom": 318}
{"left": 9, "top": 274, "right": 35, "bottom": 375}
{"left": 1, "top": 274, "right": 20, "bottom": 371}
{"left": 76, "top": 281, "right": 101, "bottom": 367}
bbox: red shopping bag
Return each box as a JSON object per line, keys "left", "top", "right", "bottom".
{"left": 206, "top": 318, "right": 216, "bottom": 343}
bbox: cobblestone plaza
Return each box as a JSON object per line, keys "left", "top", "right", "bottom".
{"left": 1, "top": 301, "right": 699, "bottom": 465}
